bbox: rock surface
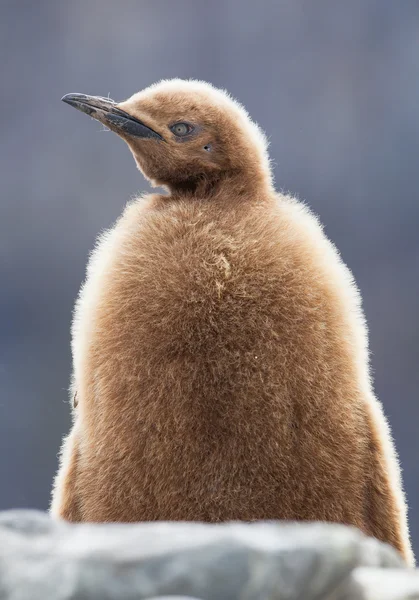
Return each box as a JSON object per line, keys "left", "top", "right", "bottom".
{"left": 0, "top": 510, "right": 416, "bottom": 599}
{"left": 335, "top": 567, "right": 419, "bottom": 600}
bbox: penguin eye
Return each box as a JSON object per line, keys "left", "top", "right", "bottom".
{"left": 170, "top": 122, "right": 194, "bottom": 137}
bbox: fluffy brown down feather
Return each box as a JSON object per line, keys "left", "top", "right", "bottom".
{"left": 51, "top": 79, "right": 414, "bottom": 566}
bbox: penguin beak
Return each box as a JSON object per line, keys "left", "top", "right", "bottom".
{"left": 61, "top": 93, "right": 164, "bottom": 141}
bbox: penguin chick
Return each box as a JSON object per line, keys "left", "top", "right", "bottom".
{"left": 51, "top": 79, "right": 414, "bottom": 566}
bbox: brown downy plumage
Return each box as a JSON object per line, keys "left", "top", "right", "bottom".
{"left": 51, "top": 79, "right": 414, "bottom": 565}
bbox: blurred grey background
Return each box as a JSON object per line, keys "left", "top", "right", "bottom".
{"left": 0, "top": 0, "right": 418, "bottom": 554}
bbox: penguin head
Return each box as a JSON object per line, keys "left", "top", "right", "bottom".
{"left": 62, "top": 79, "right": 272, "bottom": 193}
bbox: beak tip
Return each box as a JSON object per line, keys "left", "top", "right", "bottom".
{"left": 61, "top": 94, "right": 80, "bottom": 109}
{"left": 62, "top": 93, "right": 88, "bottom": 106}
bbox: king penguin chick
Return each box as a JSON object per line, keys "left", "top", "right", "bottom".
{"left": 51, "top": 79, "right": 413, "bottom": 565}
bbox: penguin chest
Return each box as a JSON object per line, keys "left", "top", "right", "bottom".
{"left": 72, "top": 202, "right": 367, "bottom": 521}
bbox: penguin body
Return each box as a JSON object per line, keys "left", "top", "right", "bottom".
{"left": 51, "top": 80, "right": 413, "bottom": 565}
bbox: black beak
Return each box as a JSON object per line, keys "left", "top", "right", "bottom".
{"left": 61, "top": 93, "right": 164, "bottom": 141}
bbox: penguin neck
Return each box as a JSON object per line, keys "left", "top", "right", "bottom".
{"left": 167, "top": 166, "right": 273, "bottom": 202}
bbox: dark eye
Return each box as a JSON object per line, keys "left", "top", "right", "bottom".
{"left": 170, "top": 122, "right": 193, "bottom": 137}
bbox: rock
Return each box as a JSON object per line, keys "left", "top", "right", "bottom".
{"left": 0, "top": 510, "right": 411, "bottom": 600}
{"left": 333, "top": 567, "right": 419, "bottom": 600}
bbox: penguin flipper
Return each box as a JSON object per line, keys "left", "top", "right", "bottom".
{"left": 50, "top": 422, "right": 82, "bottom": 522}
{"left": 363, "top": 399, "right": 414, "bottom": 566}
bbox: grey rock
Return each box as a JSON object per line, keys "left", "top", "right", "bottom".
{"left": 332, "top": 567, "right": 419, "bottom": 600}
{"left": 0, "top": 510, "right": 408, "bottom": 600}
